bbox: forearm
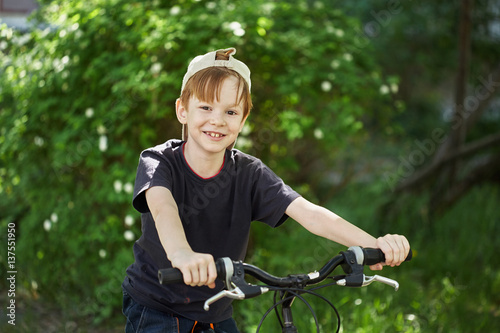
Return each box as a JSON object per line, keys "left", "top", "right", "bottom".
{"left": 295, "top": 202, "right": 377, "bottom": 248}
{"left": 153, "top": 208, "right": 192, "bottom": 260}
{"left": 287, "top": 197, "right": 410, "bottom": 268}
{"left": 146, "top": 186, "right": 192, "bottom": 259}
{"left": 146, "top": 186, "right": 217, "bottom": 287}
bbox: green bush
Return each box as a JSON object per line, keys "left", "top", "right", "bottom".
{"left": 0, "top": 0, "right": 394, "bottom": 327}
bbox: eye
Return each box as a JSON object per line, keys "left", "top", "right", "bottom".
{"left": 200, "top": 106, "right": 212, "bottom": 111}
{"left": 227, "top": 110, "right": 238, "bottom": 116}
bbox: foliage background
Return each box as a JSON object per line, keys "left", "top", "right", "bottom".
{"left": 1, "top": 0, "right": 499, "bottom": 331}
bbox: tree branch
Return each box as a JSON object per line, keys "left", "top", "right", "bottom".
{"left": 431, "top": 153, "right": 500, "bottom": 213}
{"left": 395, "top": 131, "right": 500, "bottom": 192}
{"left": 396, "top": 59, "right": 500, "bottom": 194}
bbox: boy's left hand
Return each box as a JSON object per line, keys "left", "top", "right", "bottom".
{"left": 370, "top": 234, "right": 410, "bottom": 271}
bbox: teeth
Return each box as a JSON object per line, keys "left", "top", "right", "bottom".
{"left": 208, "top": 132, "right": 222, "bottom": 138}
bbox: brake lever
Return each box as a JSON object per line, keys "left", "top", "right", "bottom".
{"left": 204, "top": 287, "right": 246, "bottom": 311}
{"left": 336, "top": 274, "right": 399, "bottom": 291}
{"left": 363, "top": 275, "right": 399, "bottom": 291}
{"left": 203, "top": 259, "right": 269, "bottom": 311}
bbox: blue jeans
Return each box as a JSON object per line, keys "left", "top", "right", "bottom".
{"left": 122, "top": 291, "right": 240, "bottom": 333}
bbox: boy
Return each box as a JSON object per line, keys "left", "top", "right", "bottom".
{"left": 122, "top": 48, "right": 410, "bottom": 333}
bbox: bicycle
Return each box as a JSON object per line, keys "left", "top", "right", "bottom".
{"left": 158, "top": 246, "right": 413, "bottom": 333}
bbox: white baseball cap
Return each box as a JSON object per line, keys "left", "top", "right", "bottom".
{"left": 181, "top": 47, "right": 251, "bottom": 93}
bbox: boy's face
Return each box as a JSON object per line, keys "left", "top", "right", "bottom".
{"left": 176, "top": 76, "right": 248, "bottom": 155}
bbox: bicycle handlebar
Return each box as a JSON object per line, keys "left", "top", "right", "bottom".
{"left": 158, "top": 247, "right": 412, "bottom": 331}
{"left": 158, "top": 247, "right": 412, "bottom": 286}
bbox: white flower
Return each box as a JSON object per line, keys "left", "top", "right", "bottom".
{"left": 390, "top": 83, "right": 399, "bottom": 94}
{"left": 97, "top": 125, "right": 106, "bottom": 135}
{"left": 52, "top": 59, "right": 64, "bottom": 73}
{"left": 228, "top": 21, "right": 245, "bottom": 36}
{"left": 43, "top": 219, "right": 52, "bottom": 231}
{"left": 229, "top": 21, "right": 241, "bottom": 30}
{"left": 99, "top": 135, "right": 108, "bottom": 152}
{"left": 150, "top": 62, "right": 162, "bottom": 75}
{"left": 1, "top": 27, "right": 13, "bottom": 39}
{"left": 314, "top": 1, "right": 324, "bottom": 9}
{"left": 314, "top": 128, "right": 324, "bottom": 139}
{"left": 99, "top": 249, "right": 107, "bottom": 258}
{"left": 34, "top": 136, "right": 45, "bottom": 147}
{"left": 50, "top": 213, "right": 58, "bottom": 223}
{"left": 32, "top": 60, "right": 43, "bottom": 70}
{"left": 380, "top": 85, "right": 390, "bottom": 95}
{"left": 85, "top": 108, "right": 94, "bottom": 118}
{"left": 124, "top": 230, "right": 135, "bottom": 241}
{"left": 124, "top": 215, "right": 135, "bottom": 227}
{"left": 124, "top": 182, "right": 133, "bottom": 194}
{"left": 321, "top": 81, "right": 332, "bottom": 92}
{"left": 406, "top": 314, "right": 416, "bottom": 321}
{"left": 170, "top": 6, "right": 181, "bottom": 15}
{"left": 343, "top": 53, "right": 353, "bottom": 62}
{"left": 233, "top": 28, "right": 245, "bottom": 37}
{"left": 114, "top": 180, "right": 123, "bottom": 193}
{"left": 330, "top": 60, "right": 340, "bottom": 69}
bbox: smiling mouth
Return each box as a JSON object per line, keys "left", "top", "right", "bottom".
{"left": 204, "top": 131, "right": 226, "bottom": 138}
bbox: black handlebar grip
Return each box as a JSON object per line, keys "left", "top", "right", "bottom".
{"left": 362, "top": 248, "right": 413, "bottom": 266}
{"left": 158, "top": 258, "right": 229, "bottom": 285}
{"left": 158, "top": 268, "right": 184, "bottom": 284}
{"left": 405, "top": 249, "right": 413, "bottom": 261}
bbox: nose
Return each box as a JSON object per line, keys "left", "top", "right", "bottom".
{"left": 209, "top": 110, "right": 226, "bottom": 126}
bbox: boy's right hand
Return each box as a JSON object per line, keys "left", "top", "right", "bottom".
{"left": 169, "top": 248, "right": 217, "bottom": 289}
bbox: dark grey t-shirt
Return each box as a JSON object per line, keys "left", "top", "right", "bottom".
{"left": 122, "top": 139, "right": 300, "bottom": 323}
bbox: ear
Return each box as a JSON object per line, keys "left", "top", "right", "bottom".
{"left": 175, "top": 98, "right": 188, "bottom": 125}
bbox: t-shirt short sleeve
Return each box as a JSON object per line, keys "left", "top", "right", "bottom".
{"left": 132, "top": 147, "right": 174, "bottom": 214}
{"left": 244, "top": 156, "right": 301, "bottom": 228}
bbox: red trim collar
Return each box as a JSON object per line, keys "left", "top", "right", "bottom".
{"left": 182, "top": 143, "right": 225, "bottom": 179}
